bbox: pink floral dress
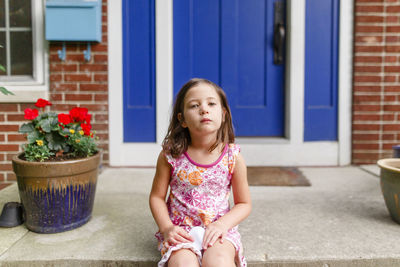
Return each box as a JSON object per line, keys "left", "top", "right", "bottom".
{"left": 155, "top": 143, "right": 247, "bottom": 267}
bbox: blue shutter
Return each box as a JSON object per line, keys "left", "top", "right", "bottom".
{"left": 304, "top": 0, "right": 339, "bottom": 141}
{"left": 122, "top": 0, "right": 156, "bottom": 142}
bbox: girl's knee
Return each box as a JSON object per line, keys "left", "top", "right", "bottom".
{"left": 168, "top": 249, "right": 199, "bottom": 267}
{"left": 202, "top": 242, "right": 236, "bottom": 267}
{"left": 202, "top": 254, "right": 235, "bottom": 267}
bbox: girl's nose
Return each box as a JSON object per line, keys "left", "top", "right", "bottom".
{"left": 200, "top": 105, "right": 209, "bottom": 114}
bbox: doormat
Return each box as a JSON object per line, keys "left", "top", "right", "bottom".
{"left": 247, "top": 167, "right": 311, "bottom": 186}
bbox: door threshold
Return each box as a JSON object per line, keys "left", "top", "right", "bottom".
{"left": 236, "top": 137, "right": 290, "bottom": 144}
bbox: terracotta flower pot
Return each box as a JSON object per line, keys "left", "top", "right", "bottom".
{"left": 377, "top": 158, "right": 400, "bottom": 224}
{"left": 12, "top": 152, "right": 101, "bottom": 233}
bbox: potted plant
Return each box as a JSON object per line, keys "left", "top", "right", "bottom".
{"left": 377, "top": 158, "right": 400, "bottom": 225}
{"left": 11, "top": 98, "right": 101, "bottom": 233}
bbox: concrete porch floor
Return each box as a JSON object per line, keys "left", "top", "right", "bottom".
{"left": 1, "top": 165, "right": 400, "bottom": 267}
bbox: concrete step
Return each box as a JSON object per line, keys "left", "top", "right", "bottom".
{"left": 1, "top": 166, "right": 400, "bottom": 267}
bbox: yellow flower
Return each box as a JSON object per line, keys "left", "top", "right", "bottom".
{"left": 36, "top": 140, "right": 43, "bottom": 146}
{"left": 79, "top": 130, "right": 84, "bottom": 135}
{"left": 75, "top": 139, "right": 80, "bottom": 143}
{"left": 69, "top": 129, "right": 75, "bottom": 134}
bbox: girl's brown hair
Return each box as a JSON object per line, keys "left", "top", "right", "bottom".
{"left": 162, "top": 78, "right": 235, "bottom": 157}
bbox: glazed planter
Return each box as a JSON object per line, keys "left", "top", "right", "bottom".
{"left": 12, "top": 152, "right": 101, "bottom": 233}
{"left": 377, "top": 158, "right": 400, "bottom": 224}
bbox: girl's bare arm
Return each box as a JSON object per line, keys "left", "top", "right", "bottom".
{"left": 149, "top": 152, "right": 193, "bottom": 245}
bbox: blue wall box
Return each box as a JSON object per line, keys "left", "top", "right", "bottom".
{"left": 45, "top": 0, "right": 102, "bottom": 42}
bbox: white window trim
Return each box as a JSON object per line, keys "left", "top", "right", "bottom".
{"left": 108, "top": 0, "right": 353, "bottom": 166}
{"left": 0, "top": 0, "right": 49, "bottom": 103}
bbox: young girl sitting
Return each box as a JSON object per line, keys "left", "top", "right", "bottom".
{"left": 149, "top": 78, "right": 252, "bottom": 267}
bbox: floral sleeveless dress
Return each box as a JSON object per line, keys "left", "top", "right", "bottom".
{"left": 155, "top": 143, "right": 247, "bottom": 267}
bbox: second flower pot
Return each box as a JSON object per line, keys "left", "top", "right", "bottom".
{"left": 377, "top": 158, "right": 400, "bottom": 224}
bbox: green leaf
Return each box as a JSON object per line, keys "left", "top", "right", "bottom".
{"left": 23, "top": 143, "right": 54, "bottom": 162}
{"left": 0, "top": 87, "right": 14, "bottom": 95}
{"left": 50, "top": 117, "right": 59, "bottom": 131}
{"left": 39, "top": 118, "right": 52, "bottom": 133}
{"left": 19, "top": 123, "right": 35, "bottom": 133}
{"left": 35, "top": 112, "right": 56, "bottom": 122}
{"left": 45, "top": 132, "right": 64, "bottom": 151}
{"left": 0, "top": 64, "right": 5, "bottom": 72}
{"left": 27, "top": 131, "right": 40, "bottom": 144}
{"left": 50, "top": 116, "right": 60, "bottom": 130}
{"left": 63, "top": 144, "right": 71, "bottom": 153}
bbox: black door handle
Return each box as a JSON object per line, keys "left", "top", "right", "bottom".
{"left": 274, "top": 23, "right": 285, "bottom": 65}
{"left": 273, "top": 1, "right": 285, "bottom": 65}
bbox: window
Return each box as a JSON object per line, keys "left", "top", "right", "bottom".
{"left": 0, "top": 0, "right": 48, "bottom": 102}
{"left": 0, "top": 0, "right": 33, "bottom": 78}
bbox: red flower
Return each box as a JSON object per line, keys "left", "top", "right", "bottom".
{"left": 24, "top": 108, "right": 39, "bottom": 120}
{"left": 85, "top": 113, "right": 92, "bottom": 124}
{"left": 35, "top": 98, "right": 52, "bottom": 108}
{"left": 70, "top": 107, "right": 89, "bottom": 122}
{"left": 58, "top": 113, "right": 72, "bottom": 125}
{"left": 80, "top": 123, "right": 92, "bottom": 136}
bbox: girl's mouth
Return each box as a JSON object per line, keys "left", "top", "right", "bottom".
{"left": 201, "top": 119, "right": 211, "bottom": 123}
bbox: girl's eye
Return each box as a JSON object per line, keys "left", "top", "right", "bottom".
{"left": 209, "top": 102, "right": 216, "bottom": 106}
{"left": 190, "top": 104, "right": 199, "bottom": 108}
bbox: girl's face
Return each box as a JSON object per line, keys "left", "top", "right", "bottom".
{"left": 179, "top": 83, "right": 225, "bottom": 137}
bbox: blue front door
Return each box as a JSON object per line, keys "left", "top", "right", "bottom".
{"left": 174, "top": 0, "right": 285, "bottom": 137}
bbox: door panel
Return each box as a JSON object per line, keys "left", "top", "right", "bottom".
{"left": 174, "top": 0, "right": 285, "bottom": 137}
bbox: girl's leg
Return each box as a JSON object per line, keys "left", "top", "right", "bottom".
{"left": 202, "top": 241, "right": 236, "bottom": 267}
{"left": 167, "top": 248, "right": 200, "bottom": 267}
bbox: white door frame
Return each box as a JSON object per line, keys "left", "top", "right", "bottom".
{"left": 108, "top": 0, "right": 353, "bottom": 166}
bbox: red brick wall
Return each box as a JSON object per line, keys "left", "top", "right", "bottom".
{"left": 353, "top": 0, "right": 400, "bottom": 164}
{"left": 0, "top": 0, "right": 109, "bottom": 187}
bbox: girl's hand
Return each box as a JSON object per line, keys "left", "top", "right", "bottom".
{"left": 202, "top": 221, "right": 229, "bottom": 250}
{"left": 162, "top": 225, "right": 194, "bottom": 248}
